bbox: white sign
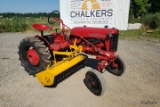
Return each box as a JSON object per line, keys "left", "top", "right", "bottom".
{"left": 60, "top": 0, "right": 130, "bottom": 30}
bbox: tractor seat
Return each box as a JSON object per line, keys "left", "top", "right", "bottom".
{"left": 32, "top": 24, "right": 52, "bottom": 31}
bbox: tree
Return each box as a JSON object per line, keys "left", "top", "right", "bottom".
{"left": 131, "top": 0, "right": 150, "bottom": 18}
{"left": 149, "top": 0, "right": 160, "bottom": 13}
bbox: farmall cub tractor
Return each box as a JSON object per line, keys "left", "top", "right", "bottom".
{"left": 18, "top": 11, "right": 125, "bottom": 96}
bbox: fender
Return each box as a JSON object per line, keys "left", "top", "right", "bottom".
{"left": 35, "top": 35, "right": 51, "bottom": 47}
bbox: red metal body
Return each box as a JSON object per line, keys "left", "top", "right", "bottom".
{"left": 32, "top": 24, "right": 52, "bottom": 31}
{"left": 33, "top": 24, "right": 70, "bottom": 51}
{"left": 71, "top": 27, "right": 118, "bottom": 39}
{"left": 32, "top": 18, "right": 119, "bottom": 72}
{"left": 69, "top": 26, "right": 119, "bottom": 71}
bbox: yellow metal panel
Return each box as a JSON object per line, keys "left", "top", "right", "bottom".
{"left": 48, "top": 55, "right": 85, "bottom": 76}
{"left": 36, "top": 71, "right": 54, "bottom": 86}
{"left": 36, "top": 54, "right": 87, "bottom": 86}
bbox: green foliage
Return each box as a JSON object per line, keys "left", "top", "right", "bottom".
{"left": 142, "top": 13, "right": 160, "bottom": 29}
{"left": 0, "top": 17, "right": 60, "bottom": 33}
{"left": 0, "top": 17, "right": 27, "bottom": 32}
{"left": 149, "top": 0, "right": 160, "bottom": 13}
{"left": 130, "top": 0, "right": 160, "bottom": 18}
{"left": 0, "top": 12, "right": 60, "bottom": 32}
{"left": 131, "top": 0, "right": 150, "bottom": 17}
{"left": 0, "top": 12, "right": 59, "bottom": 18}
{"left": 128, "top": 16, "right": 141, "bottom": 23}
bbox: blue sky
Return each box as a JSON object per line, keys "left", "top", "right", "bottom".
{"left": 0, "top": 0, "right": 59, "bottom": 13}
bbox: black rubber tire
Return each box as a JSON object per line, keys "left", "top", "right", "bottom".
{"left": 106, "top": 57, "right": 125, "bottom": 76}
{"left": 84, "top": 69, "right": 106, "bottom": 96}
{"left": 18, "top": 37, "right": 51, "bottom": 75}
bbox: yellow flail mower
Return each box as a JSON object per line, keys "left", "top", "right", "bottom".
{"left": 18, "top": 11, "right": 125, "bottom": 96}
{"left": 35, "top": 40, "right": 87, "bottom": 86}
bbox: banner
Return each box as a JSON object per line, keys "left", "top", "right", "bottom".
{"left": 60, "top": 0, "right": 130, "bottom": 30}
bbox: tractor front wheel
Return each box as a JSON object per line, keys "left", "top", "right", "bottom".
{"left": 84, "top": 69, "right": 106, "bottom": 96}
{"left": 106, "top": 57, "right": 125, "bottom": 76}
{"left": 18, "top": 37, "right": 51, "bottom": 75}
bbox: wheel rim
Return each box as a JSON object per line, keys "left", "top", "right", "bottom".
{"left": 111, "top": 63, "right": 120, "bottom": 71}
{"left": 110, "top": 59, "right": 122, "bottom": 72}
{"left": 89, "top": 76, "right": 100, "bottom": 90}
{"left": 26, "top": 48, "right": 40, "bottom": 66}
{"left": 86, "top": 73, "right": 102, "bottom": 95}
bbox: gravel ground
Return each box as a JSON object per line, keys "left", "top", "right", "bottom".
{"left": 0, "top": 33, "right": 160, "bottom": 107}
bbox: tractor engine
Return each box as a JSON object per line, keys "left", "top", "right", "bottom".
{"left": 70, "top": 26, "right": 119, "bottom": 54}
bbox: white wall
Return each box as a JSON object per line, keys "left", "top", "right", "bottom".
{"left": 60, "top": 0, "right": 130, "bottom": 30}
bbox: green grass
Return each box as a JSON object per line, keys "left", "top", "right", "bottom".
{"left": 0, "top": 17, "right": 28, "bottom": 32}
{"left": 0, "top": 17, "right": 60, "bottom": 33}
{"left": 119, "top": 28, "right": 160, "bottom": 39}
{"left": 120, "top": 30, "right": 142, "bottom": 39}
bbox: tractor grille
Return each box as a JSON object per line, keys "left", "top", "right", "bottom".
{"left": 110, "top": 34, "right": 119, "bottom": 51}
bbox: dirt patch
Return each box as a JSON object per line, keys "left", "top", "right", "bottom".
{"left": 0, "top": 33, "right": 160, "bottom": 107}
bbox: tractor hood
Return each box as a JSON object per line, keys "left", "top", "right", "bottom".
{"left": 70, "top": 27, "right": 118, "bottom": 39}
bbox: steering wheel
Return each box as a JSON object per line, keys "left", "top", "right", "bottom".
{"left": 48, "top": 10, "right": 60, "bottom": 24}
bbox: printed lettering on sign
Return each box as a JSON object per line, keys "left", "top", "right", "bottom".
{"left": 70, "top": 0, "right": 114, "bottom": 24}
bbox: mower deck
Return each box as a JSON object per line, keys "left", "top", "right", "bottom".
{"left": 35, "top": 43, "right": 87, "bottom": 86}
{"left": 36, "top": 54, "right": 87, "bottom": 86}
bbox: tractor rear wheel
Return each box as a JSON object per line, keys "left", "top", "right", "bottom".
{"left": 106, "top": 57, "right": 125, "bottom": 76}
{"left": 18, "top": 37, "right": 51, "bottom": 75}
{"left": 84, "top": 69, "right": 106, "bottom": 96}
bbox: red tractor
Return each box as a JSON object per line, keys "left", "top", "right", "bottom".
{"left": 18, "top": 10, "right": 125, "bottom": 96}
